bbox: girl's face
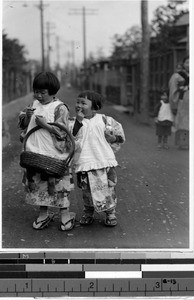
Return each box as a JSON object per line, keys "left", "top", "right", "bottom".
{"left": 183, "top": 58, "right": 189, "bottom": 73}
{"left": 75, "top": 96, "right": 94, "bottom": 118}
{"left": 161, "top": 92, "right": 168, "bottom": 103}
{"left": 34, "top": 89, "right": 53, "bottom": 104}
{"left": 176, "top": 64, "right": 182, "bottom": 72}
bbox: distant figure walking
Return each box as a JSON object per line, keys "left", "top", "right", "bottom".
{"left": 169, "top": 57, "right": 189, "bottom": 149}
{"left": 154, "top": 89, "right": 174, "bottom": 150}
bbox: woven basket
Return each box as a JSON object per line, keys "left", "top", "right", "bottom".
{"left": 20, "top": 122, "right": 75, "bottom": 178}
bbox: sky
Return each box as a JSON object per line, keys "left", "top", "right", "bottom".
{"left": 2, "top": 0, "right": 190, "bottom": 68}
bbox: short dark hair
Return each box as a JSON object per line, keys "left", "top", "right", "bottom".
{"left": 77, "top": 90, "right": 104, "bottom": 110}
{"left": 182, "top": 56, "right": 189, "bottom": 64}
{"left": 160, "top": 88, "right": 169, "bottom": 97}
{"left": 33, "top": 72, "right": 60, "bottom": 95}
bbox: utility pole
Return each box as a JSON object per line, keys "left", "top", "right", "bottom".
{"left": 23, "top": 0, "right": 48, "bottom": 71}
{"left": 46, "top": 22, "right": 55, "bottom": 70}
{"left": 40, "top": 0, "right": 45, "bottom": 71}
{"left": 46, "top": 22, "right": 51, "bottom": 70}
{"left": 36, "top": 0, "right": 49, "bottom": 71}
{"left": 71, "top": 40, "right": 75, "bottom": 66}
{"left": 62, "top": 40, "right": 76, "bottom": 66}
{"left": 56, "top": 36, "right": 60, "bottom": 68}
{"left": 139, "top": 0, "right": 150, "bottom": 124}
{"left": 69, "top": 7, "right": 98, "bottom": 87}
{"left": 83, "top": 7, "right": 86, "bottom": 73}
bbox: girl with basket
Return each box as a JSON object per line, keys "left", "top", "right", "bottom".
{"left": 18, "top": 72, "right": 76, "bottom": 231}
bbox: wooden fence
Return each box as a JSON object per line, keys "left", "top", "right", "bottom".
{"left": 87, "top": 47, "right": 187, "bottom": 115}
{"left": 2, "top": 70, "right": 32, "bottom": 104}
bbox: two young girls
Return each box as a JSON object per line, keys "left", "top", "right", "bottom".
{"left": 19, "top": 73, "right": 125, "bottom": 230}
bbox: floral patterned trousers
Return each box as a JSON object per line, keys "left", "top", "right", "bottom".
{"left": 77, "top": 167, "right": 117, "bottom": 217}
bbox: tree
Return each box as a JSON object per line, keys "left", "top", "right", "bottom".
{"left": 111, "top": 25, "right": 142, "bottom": 61}
{"left": 3, "top": 32, "right": 28, "bottom": 102}
{"left": 151, "top": 0, "right": 188, "bottom": 53}
{"left": 3, "top": 32, "right": 27, "bottom": 72}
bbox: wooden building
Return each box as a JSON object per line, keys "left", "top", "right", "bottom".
{"left": 87, "top": 12, "right": 189, "bottom": 115}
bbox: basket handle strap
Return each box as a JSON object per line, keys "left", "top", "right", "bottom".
{"left": 23, "top": 125, "right": 42, "bottom": 150}
{"left": 23, "top": 122, "right": 75, "bottom": 166}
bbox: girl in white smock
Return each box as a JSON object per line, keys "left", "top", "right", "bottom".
{"left": 18, "top": 72, "right": 75, "bottom": 231}
{"left": 154, "top": 90, "right": 174, "bottom": 149}
{"left": 71, "top": 90, "right": 125, "bottom": 227}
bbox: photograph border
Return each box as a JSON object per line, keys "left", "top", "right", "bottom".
{"left": 1, "top": 0, "right": 193, "bottom": 259}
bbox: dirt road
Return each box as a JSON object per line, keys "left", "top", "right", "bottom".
{"left": 2, "top": 86, "right": 189, "bottom": 249}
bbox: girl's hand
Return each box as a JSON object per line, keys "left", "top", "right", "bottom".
{"left": 35, "top": 115, "right": 47, "bottom": 128}
{"left": 76, "top": 109, "right": 84, "bottom": 123}
{"left": 104, "top": 131, "right": 117, "bottom": 143}
{"left": 183, "top": 86, "right": 189, "bottom": 91}
{"left": 26, "top": 107, "right": 36, "bottom": 118}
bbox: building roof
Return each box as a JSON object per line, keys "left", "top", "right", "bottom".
{"left": 177, "top": 36, "right": 188, "bottom": 43}
{"left": 175, "top": 12, "right": 189, "bottom": 26}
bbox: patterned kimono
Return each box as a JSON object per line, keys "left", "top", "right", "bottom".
{"left": 18, "top": 98, "right": 74, "bottom": 208}
{"left": 70, "top": 113, "right": 125, "bottom": 214}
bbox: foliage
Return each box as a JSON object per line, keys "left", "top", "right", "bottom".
{"left": 150, "top": 0, "right": 188, "bottom": 53}
{"left": 3, "top": 32, "right": 27, "bottom": 71}
{"left": 110, "top": 25, "right": 142, "bottom": 61}
{"left": 110, "top": 0, "right": 188, "bottom": 59}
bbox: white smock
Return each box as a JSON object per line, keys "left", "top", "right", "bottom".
{"left": 26, "top": 99, "right": 67, "bottom": 160}
{"left": 158, "top": 101, "right": 174, "bottom": 122}
{"left": 73, "top": 114, "right": 118, "bottom": 173}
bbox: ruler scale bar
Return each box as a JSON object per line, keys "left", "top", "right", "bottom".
{"left": 0, "top": 278, "right": 194, "bottom": 294}
{"left": 0, "top": 253, "right": 194, "bottom": 297}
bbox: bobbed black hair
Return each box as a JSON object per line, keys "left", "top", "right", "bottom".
{"left": 160, "top": 88, "right": 169, "bottom": 97}
{"left": 182, "top": 56, "right": 189, "bottom": 64}
{"left": 33, "top": 71, "right": 60, "bottom": 95}
{"left": 77, "top": 90, "right": 104, "bottom": 110}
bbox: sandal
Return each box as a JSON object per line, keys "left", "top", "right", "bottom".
{"left": 104, "top": 216, "right": 117, "bottom": 227}
{"left": 80, "top": 215, "right": 94, "bottom": 225}
{"left": 33, "top": 213, "right": 54, "bottom": 230}
{"left": 59, "top": 212, "right": 76, "bottom": 231}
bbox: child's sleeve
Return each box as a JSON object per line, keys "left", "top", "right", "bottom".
{"left": 18, "top": 108, "right": 28, "bottom": 130}
{"left": 18, "top": 105, "right": 33, "bottom": 142}
{"left": 68, "top": 117, "right": 83, "bottom": 153}
{"left": 104, "top": 115, "right": 125, "bottom": 152}
{"left": 50, "top": 103, "right": 70, "bottom": 141}
{"left": 50, "top": 103, "right": 71, "bottom": 153}
{"left": 72, "top": 119, "right": 83, "bottom": 136}
{"left": 18, "top": 102, "right": 35, "bottom": 130}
